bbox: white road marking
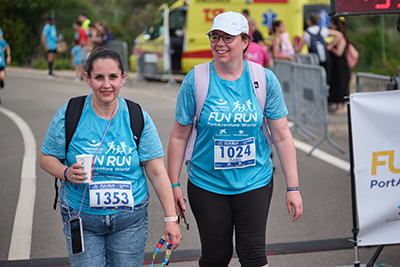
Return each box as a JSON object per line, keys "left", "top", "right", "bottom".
{"left": 294, "top": 139, "right": 350, "bottom": 171}
{"left": 0, "top": 106, "right": 36, "bottom": 260}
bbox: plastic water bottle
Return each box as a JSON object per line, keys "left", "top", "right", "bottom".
{"left": 58, "top": 34, "right": 63, "bottom": 41}
{"left": 316, "top": 41, "right": 326, "bottom": 62}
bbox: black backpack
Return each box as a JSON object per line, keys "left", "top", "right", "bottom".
{"left": 306, "top": 27, "right": 327, "bottom": 63}
{"left": 53, "top": 95, "right": 144, "bottom": 210}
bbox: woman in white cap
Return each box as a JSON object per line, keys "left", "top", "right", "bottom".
{"left": 168, "top": 11, "right": 303, "bottom": 266}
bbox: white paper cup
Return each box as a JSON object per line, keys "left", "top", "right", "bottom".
{"left": 75, "top": 154, "right": 93, "bottom": 183}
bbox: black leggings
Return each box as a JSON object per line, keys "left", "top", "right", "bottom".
{"left": 188, "top": 179, "right": 273, "bottom": 267}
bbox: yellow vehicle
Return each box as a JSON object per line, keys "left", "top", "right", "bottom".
{"left": 131, "top": 0, "right": 331, "bottom": 75}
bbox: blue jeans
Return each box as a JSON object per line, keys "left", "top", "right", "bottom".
{"left": 61, "top": 194, "right": 149, "bottom": 267}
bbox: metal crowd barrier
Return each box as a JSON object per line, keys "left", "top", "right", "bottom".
{"left": 273, "top": 60, "right": 316, "bottom": 142}
{"left": 103, "top": 40, "right": 129, "bottom": 76}
{"left": 273, "top": 60, "right": 345, "bottom": 155}
{"left": 355, "top": 72, "right": 399, "bottom": 92}
{"left": 273, "top": 60, "right": 296, "bottom": 120}
{"left": 294, "top": 53, "right": 319, "bottom": 65}
{"left": 132, "top": 41, "right": 178, "bottom": 89}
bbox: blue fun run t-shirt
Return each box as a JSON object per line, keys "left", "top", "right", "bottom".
{"left": 0, "top": 39, "right": 8, "bottom": 68}
{"left": 175, "top": 60, "right": 288, "bottom": 195}
{"left": 42, "top": 95, "right": 164, "bottom": 214}
{"left": 42, "top": 23, "right": 57, "bottom": 51}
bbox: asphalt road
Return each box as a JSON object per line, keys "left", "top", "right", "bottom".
{"left": 0, "top": 67, "right": 398, "bottom": 267}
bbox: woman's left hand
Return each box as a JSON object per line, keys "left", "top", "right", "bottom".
{"left": 164, "top": 221, "right": 182, "bottom": 250}
{"left": 286, "top": 191, "right": 303, "bottom": 222}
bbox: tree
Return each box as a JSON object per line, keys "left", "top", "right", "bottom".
{"left": 0, "top": 0, "right": 89, "bottom": 65}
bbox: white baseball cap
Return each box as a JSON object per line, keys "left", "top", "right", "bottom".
{"left": 206, "top": 11, "right": 249, "bottom": 36}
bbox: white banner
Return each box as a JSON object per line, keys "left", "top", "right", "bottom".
{"left": 350, "top": 90, "right": 400, "bottom": 246}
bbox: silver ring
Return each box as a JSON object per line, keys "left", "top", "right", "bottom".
{"left": 73, "top": 174, "right": 76, "bottom": 179}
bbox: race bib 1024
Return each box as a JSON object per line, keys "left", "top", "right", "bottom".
{"left": 214, "top": 137, "right": 256, "bottom": 169}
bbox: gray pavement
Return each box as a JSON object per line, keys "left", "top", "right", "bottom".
{"left": 0, "top": 67, "right": 398, "bottom": 267}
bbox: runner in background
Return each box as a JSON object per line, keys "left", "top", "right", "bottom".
{"left": 0, "top": 28, "right": 11, "bottom": 103}
{"left": 41, "top": 17, "right": 58, "bottom": 79}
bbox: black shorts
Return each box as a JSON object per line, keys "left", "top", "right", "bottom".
{"left": 47, "top": 50, "right": 57, "bottom": 54}
{"left": 188, "top": 179, "right": 273, "bottom": 267}
{"left": 0, "top": 67, "right": 4, "bottom": 71}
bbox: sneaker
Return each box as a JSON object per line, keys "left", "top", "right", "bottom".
{"left": 0, "top": 80, "right": 4, "bottom": 89}
{"left": 47, "top": 74, "right": 57, "bottom": 79}
{"left": 73, "top": 77, "right": 81, "bottom": 82}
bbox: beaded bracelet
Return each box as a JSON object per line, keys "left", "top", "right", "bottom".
{"left": 64, "top": 167, "right": 69, "bottom": 181}
{"left": 171, "top": 183, "right": 180, "bottom": 188}
{"left": 150, "top": 235, "right": 173, "bottom": 267}
{"left": 287, "top": 187, "right": 299, "bottom": 191}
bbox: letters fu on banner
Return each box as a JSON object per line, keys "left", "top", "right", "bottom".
{"left": 350, "top": 90, "right": 400, "bottom": 246}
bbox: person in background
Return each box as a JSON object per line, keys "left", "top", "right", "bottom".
{"left": 248, "top": 19, "right": 268, "bottom": 50}
{"left": 87, "top": 23, "right": 98, "bottom": 52}
{"left": 73, "top": 20, "right": 89, "bottom": 73}
{"left": 79, "top": 13, "right": 91, "bottom": 33}
{"left": 0, "top": 29, "right": 11, "bottom": 103}
{"left": 39, "top": 48, "right": 181, "bottom": 267}
{"left": 170, "top": 12, "right": 186, "bottom": 73}
{"left": 296, "top": 13, "right": 343, "bottom": 86}
{"left": 327, "top": 17, "right": 351, "bottom": 114}
{"left": 70, "top": 39, "right": 83, "bottom": 82}
{"left": 168, "top": 11, "right": 302, "bottom": 267}
{"left": 269, "top": 20, "right": 295, "bottom": 61}
{"left": 242, "top": 9, "right": 267, "bottom": 50}
{"left": 41, "top": 17, "right": 58, "bottom": 79}
{"left": 245, "top": 32, "right": 271, "bottom": 68}
{"left": 94, "top": 21, "right": 114, "bottom": 46}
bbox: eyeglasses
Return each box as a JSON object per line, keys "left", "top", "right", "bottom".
{"left": 208, "top": 33, "right": 235, "bottom": 44}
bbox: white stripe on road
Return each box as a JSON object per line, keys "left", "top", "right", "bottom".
{"left": 293, "top": 139, "right": 350, "bottom": 171}
{"left": 0, "top": 106, "right": 36, "bottom": 260}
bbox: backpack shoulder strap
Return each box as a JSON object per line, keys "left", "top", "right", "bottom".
{"left": 54, "top": 95, "right": 86, "bottom": 210}
{"left": 184, "top": 62, "right": 210, "bottom": 164}
{"left": 65, "top": 95, "right": 87, "bottom": 151}
{"left": 247, "top": 61, "right": 273, "bottom": 145}
{"left": 248, "top": 61, "right": 266, "bottom": 110}
{"left": 125, "top": 99, "right": 144, "bottom": 149}
{"left": 194, "top": 62, "right": 210, "bottom": 121}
